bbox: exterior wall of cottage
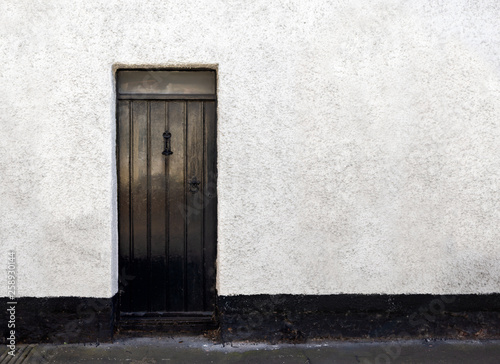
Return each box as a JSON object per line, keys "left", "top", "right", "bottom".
{"left": 1, "top": 0, "right": 500, "bottom": 299}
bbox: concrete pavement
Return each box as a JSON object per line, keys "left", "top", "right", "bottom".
{"left": 1, "top": 337, "right": 500, "bottom": 363}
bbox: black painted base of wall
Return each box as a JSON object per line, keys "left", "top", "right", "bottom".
{"left": 2, "top": 294, "right": 500, "bottom": 343}
{"left": 0, "top": 295, "right": 118, "bottom": 344}
{"left": 218, "top": 294, "right": 500, "bottom": 343}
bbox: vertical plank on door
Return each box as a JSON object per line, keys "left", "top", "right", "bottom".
{"left": 130, "top": 100, "right": 149, "bottom": 311}
{"left": 149, "top": 101, "right": 167, "bottom": 312}
{"left": 203, "top": 101, "right": 217, "bottom": 311}
{"left": 186, "top": 101, "right": 204, "bottom": 311}
{"left": 167, "top": 101, "right": 186, "bottom": 311}
{"left": 117, "top": 100, "right": 131, "bottom": 312}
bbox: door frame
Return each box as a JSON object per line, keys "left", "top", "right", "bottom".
{"left": 113, "top": 66, "right": 218, "bottom": 331}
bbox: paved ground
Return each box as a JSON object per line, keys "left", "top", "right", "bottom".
{"left": 1, "top": 337, "right": 500, "bottom": 363}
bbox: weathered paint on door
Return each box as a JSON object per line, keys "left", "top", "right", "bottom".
{"left": 116, "top": 71, "right": 217, "bottom": 319}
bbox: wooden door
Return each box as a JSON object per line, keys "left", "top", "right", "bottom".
{"left": 116, "top": 70, "right": 217, "bottom": 323}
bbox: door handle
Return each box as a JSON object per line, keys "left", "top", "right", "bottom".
{"left": 162, "top": 132, "right": 173, "bottom": 156}
{"left": 188, "top": 177, "right": 201, "bottom": 194}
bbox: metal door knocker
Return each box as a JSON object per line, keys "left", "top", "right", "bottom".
{"left": 162, "top": 132, "right": 173, "bottom": 156}
{"left": 188, "top": 177, "right": 201, "bottom": 194}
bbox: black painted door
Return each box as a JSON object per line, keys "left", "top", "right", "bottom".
{"left": 116, "top": 71, "right": 217, "bottom": 318}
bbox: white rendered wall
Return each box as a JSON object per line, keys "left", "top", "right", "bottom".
{"left": 1, "top": 0, "right": 499, "bottom": 297}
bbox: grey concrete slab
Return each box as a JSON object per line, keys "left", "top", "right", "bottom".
{"left": 1, "top": 337, "right": 500, "bottom": 364}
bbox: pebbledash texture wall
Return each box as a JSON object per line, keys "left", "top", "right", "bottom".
{"left": 1, "top": 0, "right": 500, "bottom": 342}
